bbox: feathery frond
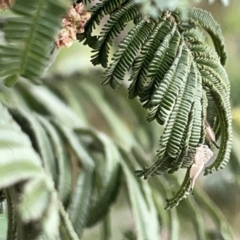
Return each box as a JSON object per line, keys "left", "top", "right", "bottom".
{"left": 0, "top": 69, "right": 234, "bottom": 238}
{"left": 0, "top": 0, "right": 235, "bottom": 238}
{"left": 0, "top": 104, "right": 60, "bottom": 239}
{"left": 0, "top": 0, "right": 70, "bottom": 86}
{"left": 81, "top": 1, "right": 232, "bottom": 207}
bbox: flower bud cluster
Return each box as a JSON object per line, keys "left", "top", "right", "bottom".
{"left": 0, "top": 0, "right": 12, "bottom": 10}
{"left": 55, "top": 3, "right": 91, "bottom": 49}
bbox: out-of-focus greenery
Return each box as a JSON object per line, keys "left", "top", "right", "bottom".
{"left": 198, "top": 1, "right": 240, "bottom": 239}
{"left": 0, "top": 0, "right": 240, "bottom": 239}
{"left": 49, "top": 1, "right": 240, "bottom": 239}
{"left": 134, "top": 0, "right": 229, "bottom": 18}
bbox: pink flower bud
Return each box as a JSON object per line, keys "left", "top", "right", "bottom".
{"left": 75, "top": 3, "right": 84, "bottom": 14}
{"left": 62, "top": 18, "right": 72, "bottom": 27}
{"left": 55, "top": 3, "right": 91, "bottom": 48}
{"left": 0, "top": 0, "right": 12, "bottom": 9}
{"left": 68, "top": 6, "right": 80, "bottom": 22}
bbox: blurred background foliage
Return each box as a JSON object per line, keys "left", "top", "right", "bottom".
{"left": 0, "top": 0, "right": 240, "bottom": 239}
{"left": 48, "top": 0, "right": 240, "bottom": 239}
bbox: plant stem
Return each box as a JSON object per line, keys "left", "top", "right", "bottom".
{"left": 101, "top": 214, "right": 111, "bottom": 240}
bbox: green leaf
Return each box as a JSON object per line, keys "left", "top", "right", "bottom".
{"left": 17, "top": 81, "right": 85, "bottom": 129}
{"left": 103, "top": 17, "right": 155, "bottom": 88}
{"left": 68, "top": 170, "right": 93, "bottom": 237}
{"left": 5, "top": 189, "right": 17, "bottom": 240}
{"left": 195, "top": 188, "right": 234, "bottom": 240}
{"left": 168, "top": 207, "right": 179, "bottom": 240}
{"left": 0, "top": 0, "right": 70, "bottom": 85}
{"left": 91, "top": 2, "right": 139, "bottom": 67}
{"left": 83, "top": 0, "right": 128, "bottom": 38}
{"left": 59, "top": 201, "right": 79, "bottom": 240}
{"left": 184, "top": 198, "right": 207, "bottom": 240}
{"left": 165, "top": 169, "right": 191, "bottom": 210}
{"left": 119, "top": 149, "right": 160, "bottom": 240}
{"left": 188, "top": 7, "right": 227, "bottom": 65}
{"left": 8, "top": 108, "right": 58, "bottom": 182}
{"left": 36, "top": 115, "right": 72, "bottom": 205}
{"left": 0, "top": 103, "right": 60, "bottom": 239}
{"left": 86, "top": 2, "right": 231, "bottom": 205}
{"left": 75, "top": 130, "right": 122, "bottom": 227}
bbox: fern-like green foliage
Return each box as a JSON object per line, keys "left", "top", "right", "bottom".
{"left": 0, "top": 73, "right": 234, "bottom": 239}
{"left": 80, "top": 1, "right": 232, "bottom": 208}
{"left": 0, "top": 82, "right": 122, "bottom": 239}
{"left": 0, "top": 104, "right": 60, "bottom": 239}
{"left": 0, "top": 0, "right": 70, "bottom": 86}
{"left": 0, "top": 0, "right": 235, "bottom": 238}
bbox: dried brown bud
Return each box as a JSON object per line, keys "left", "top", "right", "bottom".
{"left": 75, "top": 3, "right": 84, "bottom": 14}
{"left": 204, "top": 120, "right": 219, "bottom": 148}
{"left": 0, "top": 0, "right": 12, "bottom": 10}
{"left": 190, "top": 145, "right": 213, "bottom": 191}
{"left": 55, "top": 27, "right": 76, "bottom": 49}
{"left": 80, "top": 11, "right": 91, "bottom": 21}
{"left": 55, "top": 3, "right": 91, "bottom": 49}
{"left": 62, "top": 18, "right": 72, "bottom": 27}
{"left": 68, "top": 6, "right": 80, "bottom": 22}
